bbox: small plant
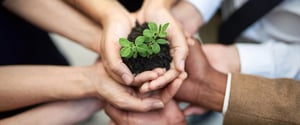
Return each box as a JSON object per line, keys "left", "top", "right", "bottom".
{"left": 119, "top": 22, "right": 169, "bottom": 58}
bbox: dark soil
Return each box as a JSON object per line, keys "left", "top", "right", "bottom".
{"left": 122, "top": 22, "right": 172, "bottom": 75}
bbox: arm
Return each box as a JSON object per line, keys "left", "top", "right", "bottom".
{"left": 2, "top": 0, "right": 102, "bottom": 53}
{"left": 0, "top": 61, "right": 166, "bottom": 112}
{"left": 0, "top": 98, "right": 102, "bottom": 125}
{"left": 63, "top": 0, "right": 143, "bottom": 84}
{"left": 175, "top": 39, "right": 300, "bottom": 124}
{"left": 224, "top": 73, "right": 300, "bottom": 125}
{"left": 202, "top": 41, "right": 300, "bottom": 80}
{"left": 0, "top": 65, "right": 93, "bottom": 112}
{"left": 236, "top": 41, "right": 300, "bottom": 80}
{"left": 171, "top": 0, "right": 222, "bottom": 35}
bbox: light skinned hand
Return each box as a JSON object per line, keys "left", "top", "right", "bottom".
{"left": 202, "top": 44, "right": 240, "bottom": 73}
{"left": 133, "top": 0, "right": 188, "bottom": 95}
{"left": 64, "top": 0, "right": 163, "bottom": 85}
{"left": 84, "top": 59, "right": 168, "bottom": 112}
{"left": 0, "top": 98, "right": 102, "bottom": 125}
{"left": 105, "top": 100, "right": 186, "bottom": 125}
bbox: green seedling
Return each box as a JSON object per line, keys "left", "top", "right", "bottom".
{"left": 119, "top": 22, "right": 169, "bottom": 58}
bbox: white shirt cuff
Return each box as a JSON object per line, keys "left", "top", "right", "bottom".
{"left": 236, "top": 42, "right": 275, "bottom": 78}
{"left": 222, "top": 73, "right": 231, "bottom": 114}
{"left": 186, "top": 0, "right": 222, "bottom": 23}
{"left": 237, "top": 41, "right": 300, "bottom": 80}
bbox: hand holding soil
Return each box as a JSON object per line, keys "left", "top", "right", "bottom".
{"left": 131, "top": 0, "right": 189, "bottom": 97}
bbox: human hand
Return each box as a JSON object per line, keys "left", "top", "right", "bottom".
{"left": 175, "top": 39, "right": 227, "bottom": 112}
{"left": 202, "top": 44, "right": 240, "bottom": 73}
{"left": 172, "top": 0, "right": 204, "bottom": 35}
{"left": 84, "top": 59, "right": 185, "bottom": 112}
{"left": 0, "top": 98, "right": 102, "bottom": 125}
{"left": 68, "top": 0, "right": 165, "bottom": 85}
{"left": 105, "top": 100, "right": 186, "bottom": 125}
{"left": 133, "top": 0, "right": 188, "bottom": 95}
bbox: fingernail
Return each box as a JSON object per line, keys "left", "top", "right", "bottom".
{"left": 152, "top": 101, "right": 164, "bottom": 109}
{"left": 122, "top": 74, "right": 132, "bottom": 85}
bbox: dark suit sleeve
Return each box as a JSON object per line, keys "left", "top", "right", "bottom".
{"left": 224, "top": 73, "right": 300, "bottom": 125}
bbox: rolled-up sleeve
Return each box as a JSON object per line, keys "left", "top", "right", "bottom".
{"left": 186, "top": 0, "right": 222, "bottom": 23}
{"left": 236, "top": 40, "right": 300, "bottom": 80}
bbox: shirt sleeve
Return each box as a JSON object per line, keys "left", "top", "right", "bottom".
{"left": 186, "top": 0, "right": 222, "bottom": 23}
{"left": 236, "top": 40, "right": 300, "bottom": 80}
{"left": 222, "top": 73, "right": 232, "bottom": 114}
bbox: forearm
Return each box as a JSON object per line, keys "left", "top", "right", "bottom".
{"left": 143, "top": 0, "right": 178, "bottom": 9}
{"left": 64, "top": 0, "right": 128, "bottom": 25}
{"left": 0, "top": 66, "right": 93, "bottom": 112}
{"left": 0, "top": 98, "right": 102, "bottom": 125}
{"left": 3, "top": 0, "right": 102, "bottom": 53}
{"left": 236, "top": 41, "right": 300, "bottom": 80}
{"left": 224, "top": 73, "right": 300, "bottom": 125}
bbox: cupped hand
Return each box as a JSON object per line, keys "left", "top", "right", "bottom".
{"left": 132, "top": 0, "right": 188, "bottom": 95}
{"left": 64, "top": 0, "right": 163, "bottom": 85}
{"left": 0, "top": 98, "right": 102, "bottom": 125}
{"left": 85, "top": 60, "right": 166, "bottom": 112}
{"left": 105, "top": 100, "right": 186, "bottom": 125}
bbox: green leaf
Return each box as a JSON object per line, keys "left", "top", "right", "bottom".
{"left": 158, "top": 32, "right": 167, "bottom": 38}
{"left": 120, "top": 47, "right": 132, "bottom": 58}
{"left": 158, "top": 24, "right": 162, "bottom": 34}
{"left": 119, "top": 38, "right": 132, "bottom": 47}
{"left": 157, "top": 39, "right": 168, "bottom": 44}
{"left": 145, "top": 37, "right": 153, "bottom": 43}
{"left": 136, "top": 44, "right": 148, "bottom": 54}
{"left": 151, "top": 43, "right": 160, "bottom": 54}
{"left": 148, "top": 22, "right": 157, "bottom": 32}
{"left": 162, "top": 23, "right": 169, "bottom": 32}
{"left": 135, "top": 36, "right": 145, "bottom": 45}
{"left": 143, "top": 29, "right": 154, "bottom": 38}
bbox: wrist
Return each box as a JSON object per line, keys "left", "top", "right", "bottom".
{"left": 143, "top": 0, "right": 176, "bottom": 10}
{"left": 69, "top": 0, "right": 125, "bottom": 25}
{"left": 200, "top": 69, "right": 227, "bottom": 112}
{"left": 209, "top": 70, "right": 227, "bottom": 112}
{"left": 56, "top": 67, "right": 96, "bottom": 100}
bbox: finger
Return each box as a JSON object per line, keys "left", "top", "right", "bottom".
{"left": 183, "top": 105, "right": 209, "bottom": 116}
{"left": 133, "top": 72, "right": 158, "bottom": 86}
{"left": 187, "top": 37, "right": 195, "bottom": 46}
{"left": 133, "top": 68, "right": 166, "bottom": 86}
{"left": 139, "top": 69, "right": 179, "bottom": 93}
{"left": 109, "top": 92, "right": 164, "bottom": 112}
{"left": 160, "top": 72, "right": 187, "bottom": 104}
{"left": 167, "top": 23, "right": 188, "bottom": 72}
{"left": 105, "top": 58, "right": 134, "bottom": 85}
